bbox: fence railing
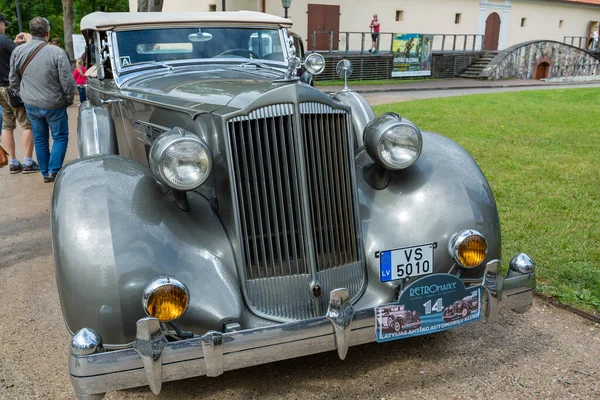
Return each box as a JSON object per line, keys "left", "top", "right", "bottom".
{"left": 564, "top": 36, "right": 599, "bottom": 50}
{"left": 309, "top": 31, "right": 485, "bottom": 54}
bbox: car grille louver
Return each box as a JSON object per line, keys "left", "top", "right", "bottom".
{"left": 227, "top": 102, "right": 364, "bottom": 321}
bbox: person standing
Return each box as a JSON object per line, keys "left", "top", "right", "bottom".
{"left": 73, "top": 59, "right": 87, "bottom": 103}
{"left": 10, "top": 17, "right": 75, "bottom": 183}
{"left": 369, "top": 14, "right": 380, "bottom": 54}
{"left": 0, "top": 13, "right": 39, "bottom": 174}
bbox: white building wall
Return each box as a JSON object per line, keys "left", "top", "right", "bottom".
{"left": 266, "top": 0, "right": 481, "bottom": 51}
{"left": 507, "top": 1, "right": 599, "bottom": 47}
{"left": 131, "top": 0, "right": 600, "bottom": 50}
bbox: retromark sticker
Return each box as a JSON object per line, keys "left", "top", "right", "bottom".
{"left": 375, "top": 274, "right": 482, "bottom": 343}
{"left": 120, "top": 56, "right": 131, "bottom": 67}
{"left": 379, "top": 243, "right": 434, "bottom": 282}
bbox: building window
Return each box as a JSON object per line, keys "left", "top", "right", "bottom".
{"left": 455, "top": 13, "right": 461, "bottom": 24}
{"left": 521, "top": 18, "right": 527, "bottom": 27}
{"left": 559, "top": 20, "right": 564, "bottom": 29}
{"left": 396, "top": 10, "right": 404, "bottom": 22}
{"left": 209, "top": 4, "right": 217, "bottom": 11}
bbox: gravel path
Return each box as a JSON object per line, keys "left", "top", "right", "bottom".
{"left": 1, "top": 102, "right": 598, "bottom": 400}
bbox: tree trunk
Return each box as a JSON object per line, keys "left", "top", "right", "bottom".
{"left": 147, "top": 0, "right": 164, "bottom": 12}
{"left": 137, "top": 0, "right": 149, "bottom": 12}
{"left": 62, "top": 0, "right": 74, "bottom": 61}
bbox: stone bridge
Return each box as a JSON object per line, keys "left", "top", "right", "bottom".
{"left": 480, "top": 40, "right": 600, "bottom": 82}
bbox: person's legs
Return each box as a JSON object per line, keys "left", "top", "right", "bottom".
{"left": 25, "top": 105, "right": 51, "bottom": 177}
{"left": 14, "top": 106, "right": 34, "bottom": 164}
{"left": 47, "top": 106, "right": 69, "bottom": 174}
{"left": 0, "top": 88, "right": 20, "bottom": 168}
{"left": 78, "top": 87, "right": 86, "bottom": 103}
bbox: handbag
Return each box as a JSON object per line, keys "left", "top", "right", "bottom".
{"left": 6, "top": 87, "right": 23, "bottom": 108}
{"left": 8, "top": 42, "right": 48, "bottom": 108}
{"left": 0, "top": 145, "right": 8, "bottom": 168}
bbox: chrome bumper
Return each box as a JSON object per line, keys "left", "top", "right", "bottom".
{"left": 68, "top": 256, "right": 535, "bottom": 400}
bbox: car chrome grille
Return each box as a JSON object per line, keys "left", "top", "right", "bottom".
{"left": 227, "top": 103, "right": 364, "bottom": 321}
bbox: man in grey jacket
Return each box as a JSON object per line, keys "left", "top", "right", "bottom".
{"left": 10, "top": 17, "right": 75, "bottom": 183}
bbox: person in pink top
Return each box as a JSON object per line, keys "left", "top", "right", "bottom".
{"left": 73, "top": 59, "right": 87, "bottom": 103}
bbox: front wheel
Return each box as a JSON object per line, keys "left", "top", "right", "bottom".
{"left": 393, "top": 320, "right": 403, "bottom": 332}
{"left": 461, "top": 307, "right": 469, "bottom": 318}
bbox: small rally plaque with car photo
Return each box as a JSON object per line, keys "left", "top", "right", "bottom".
{"left": 375, "top": 274, "right": 482, "bottom": 343}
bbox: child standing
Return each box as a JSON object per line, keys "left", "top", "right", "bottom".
{"left": 73, "top": 59, "right": 87, "bottom": 103}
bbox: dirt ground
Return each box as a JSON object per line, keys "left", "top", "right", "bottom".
{"left": 0, "top": 104, "right": 599, "bottom": 400}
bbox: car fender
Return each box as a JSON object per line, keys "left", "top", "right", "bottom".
{"left": 332, "top": 90, "right": 376, "bottom": 147}
{"left": 77, "top": 101, "right": 118, "bottom": 157}
{"left": 355, "top": 131, "right": 501, "bottom": 308}
{"left": 51, "top": 155, "right": 243, "bottom": 347}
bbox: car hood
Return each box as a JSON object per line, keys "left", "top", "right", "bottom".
{"left": 119, "top": 66, "right": 292, "bottom": 115}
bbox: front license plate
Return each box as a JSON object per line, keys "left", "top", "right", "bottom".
{"left": 375, "top": 274, "right": 482, "bottom": 343}
{"left": 379, "top": 243, "right": 434, "bottom": 283}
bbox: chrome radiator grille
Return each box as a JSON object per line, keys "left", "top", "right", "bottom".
{"left": 227, "top": 103, "right": 364, "bottom": 321}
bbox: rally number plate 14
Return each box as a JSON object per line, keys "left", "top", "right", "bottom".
{"left": 379, "top": 243, "right": 434, "bottom": 283}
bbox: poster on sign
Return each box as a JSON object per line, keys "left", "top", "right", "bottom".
{"left": 391, "top": 33, "right": 434, "bottom": 77}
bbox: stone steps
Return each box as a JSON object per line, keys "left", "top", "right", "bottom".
{"left": 459, "top": 52, "right": 499, "bottom": 79}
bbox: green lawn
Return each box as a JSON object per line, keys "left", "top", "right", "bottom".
{"left": 373, "top": 88, "right": 600, "bottom": 314}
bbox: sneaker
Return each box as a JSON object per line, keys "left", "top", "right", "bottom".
{"left": 22, "top": 161, "right": 40, "bottom": 174}
{"left": 368, "top": 49, "right": 372, "bottom": 53}
{"left": 9, "top": 162, "right": 23, "bottom": 174}
{"left": 43, "top": 172, "right": 58, "bottom": 183}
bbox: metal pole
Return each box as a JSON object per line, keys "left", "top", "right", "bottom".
{"left": 15, "top": 0, "right": 23, "bottom": 32}
{"left": 284, "top": 7, "right": 288, "bottom": 18}
{"left": 222, "top": 0, "right": 226, "bottom": 11}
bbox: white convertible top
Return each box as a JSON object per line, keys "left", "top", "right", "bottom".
{"left": 80, "top": 11, "right": 292, "bottom": 31}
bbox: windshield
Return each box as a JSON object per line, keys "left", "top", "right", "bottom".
{"left": 114, "top": 27, "right": 286, "bottom": 69}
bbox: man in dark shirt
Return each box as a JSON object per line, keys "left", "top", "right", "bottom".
{"left": 0, "top": 13, "right": 38, "bottom": 174}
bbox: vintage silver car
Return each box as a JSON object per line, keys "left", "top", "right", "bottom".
{"left": 52, "top": 11, "right": 536, "bottom": 399}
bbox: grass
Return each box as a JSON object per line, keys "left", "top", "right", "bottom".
{"left": 315, "top": 78, "right": 440, "bottom": 87}
{"left": 373, "top": 88, "right": 600, "bottom": 314}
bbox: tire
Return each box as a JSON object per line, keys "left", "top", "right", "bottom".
{"left": 461, "top": 307, "right": 469, "bottom": 318}
{"left": 387, "top": 316, "right": 394, "bottom": 326}
{"left": 393, "top": 320, "right": 403, "bottom": 332}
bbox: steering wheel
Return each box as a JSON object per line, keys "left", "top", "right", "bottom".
{"left": 215, "top": 49, "right": 262, "bottom": 59}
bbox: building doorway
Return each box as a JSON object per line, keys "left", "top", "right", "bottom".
{"left": 307, "top": 4, "right": 340, "bottom": 51}
{"left": 484, "top": 13, "right": 501, "bottom": 50}
{"left": 534, "top": 62, "right": 550, "bottom": 79}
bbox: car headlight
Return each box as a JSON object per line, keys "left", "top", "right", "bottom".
{"left": 363, "top": 112, "right": 423, "bottom": 170}
{"left": 304, "top": 53, "right": 325, "bottom": 75}
{"left": 143, "top": 277, "right": 190, "bottom": 322}
{"left": 149, "top": 128, "right": 212, "bottom": 191}
{"left": 449, "top": 230, "right": 488, "bottom": 268}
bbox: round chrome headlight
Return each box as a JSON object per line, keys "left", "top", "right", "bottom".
{"left": 304, "top": 53, "right": 325, "bottom": 75}
{"left": 336, "top": 59, "right": 353, "bottom": 79}
{"left": 143, "top": 276, "right": 190, "bottom": 322}
{"left": 363, "top": 112, "right": 423, "bottom": 170}
{"left": 449, "top": 230, "right": 488, "bottom": 268}
{"left": 149, "top": 128, "right": 212, "bottom": 191}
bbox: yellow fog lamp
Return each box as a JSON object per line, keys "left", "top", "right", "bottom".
{"left": 449, "top": 230, "right": 488, "bottom": 268}
{"left": 142, "top": 277, "right": 190, "bottom": 322}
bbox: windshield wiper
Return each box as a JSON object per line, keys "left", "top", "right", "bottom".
{"left": 238, "top": 61, "right": 284, "bottom": 75}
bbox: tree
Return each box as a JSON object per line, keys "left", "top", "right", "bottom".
{"left": 63, "top": 0, "right": 74, "bottom": 60}
{"left": 138, "top": 0, "right": 164, "bottom": 12}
